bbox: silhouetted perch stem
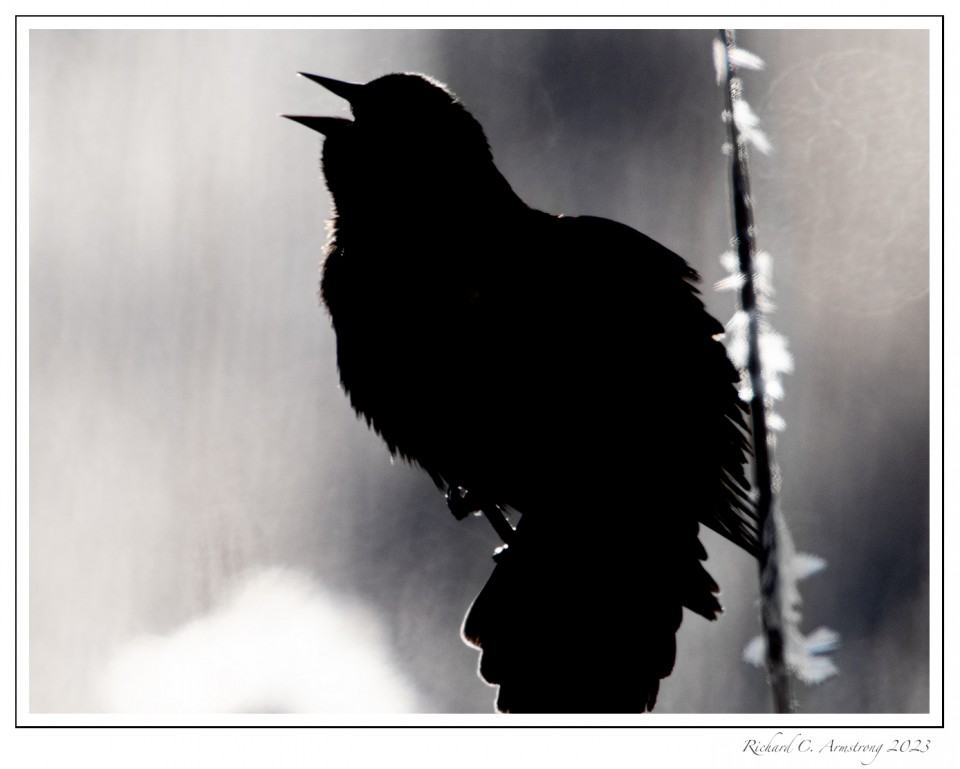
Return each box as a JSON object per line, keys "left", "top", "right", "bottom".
{"left": 719, "top": 28, "right": 794, "bottom": 714}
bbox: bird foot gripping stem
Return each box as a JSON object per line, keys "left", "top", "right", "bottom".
{"left": 445, "top": 485, "right": 515, "bottom": 547}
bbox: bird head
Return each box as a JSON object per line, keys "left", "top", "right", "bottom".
{"left": 284, "top": 73, "right": 501, "bottom": 216}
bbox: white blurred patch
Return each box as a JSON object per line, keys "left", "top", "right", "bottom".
{"left": 100, "top": 568, "right": 419, "bottom": 713}
{"left": 713, "top": 37, "right": 765, "bottom": 85}
{"left": 728, "top": 47, "right": 765, "bottom": 72}
{"left": 743, "top": 625, "right": 841, "bottom": 685}
{"left": 732, "top": 100, "right": 772, "bottom": 155}
{"left": 712, "top": 38, "right": 727, "bottom": 85}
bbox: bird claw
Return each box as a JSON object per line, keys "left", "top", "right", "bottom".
{"left": 445, "top": 484, "right": 481, "bottom": 520}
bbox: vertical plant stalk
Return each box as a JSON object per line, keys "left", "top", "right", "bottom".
{"left": 719, "top": 28, "right": 794, "bottom": 714}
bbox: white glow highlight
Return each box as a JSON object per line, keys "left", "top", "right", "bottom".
{"left": 100, "top": 568, "right": 419, "bottom": 713}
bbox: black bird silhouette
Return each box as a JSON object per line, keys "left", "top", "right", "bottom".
{"left": 285, "top": 72, "right": 757, "bottom": 713}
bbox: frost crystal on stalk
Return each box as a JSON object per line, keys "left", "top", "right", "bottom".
{"left": 741, "top": 512, "right": 840, "bottom": 684}
{"left": 716, "top": 31, "right": 838, "bottom": 709}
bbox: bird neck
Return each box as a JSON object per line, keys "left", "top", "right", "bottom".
{"left": 333, "top": 163, "right": 526, "bottom": 232}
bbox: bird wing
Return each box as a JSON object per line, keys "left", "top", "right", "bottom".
{"left": 464, "top": 212, "right": 757, "bottom": 556}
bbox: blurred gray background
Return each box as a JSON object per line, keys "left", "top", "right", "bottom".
{"left": 28, "top": 28, "right": 931, "bottom": 715}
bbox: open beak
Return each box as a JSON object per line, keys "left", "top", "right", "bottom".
{"left": 280, "top": 115, "right": 351, "bottom": 135}
{"left": 296, "top": 73, "right": 366, "bottom": 102}
{"left": 281, "top": 73, "right": 365, "bottom": 135}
